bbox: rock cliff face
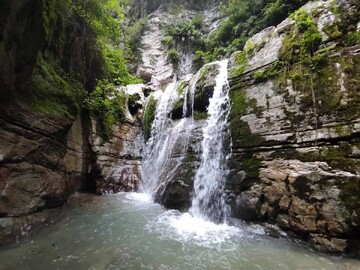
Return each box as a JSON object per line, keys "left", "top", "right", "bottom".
{"left": 135, "top": 0, "right": 221, "bottom": 83}
{"left": 0, "top": 103, "right": 92, "bottom": 244}
{"left": 139, "top": 0, "right": 360, "bottom": 254}
{"left": 90, "top": 87, "right": 144, "bottom": 194}
{"left": 226, "top": 0, "right": 360, "bottom": 254}
{"left": 0, "top": 99, "right": 144, "bottom": 244}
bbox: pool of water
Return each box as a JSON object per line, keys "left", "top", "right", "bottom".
{"left": 0, "top": 193, "right": 359, "bottom": 270}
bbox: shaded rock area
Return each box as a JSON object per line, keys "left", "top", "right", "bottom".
{"left": 172, "top": 62, "right": 220, "bottom": 119}
{"left": 0, "top": 91, "right": 145, "bottom": 243}
{"left": 0, "top": 106, "right": 90, "bottom": 217}
{"left": 0, "top": 103, "right": 93, "bottom": 244}
{"left": 226, "top": 0, "right": 360, "bottom": 254}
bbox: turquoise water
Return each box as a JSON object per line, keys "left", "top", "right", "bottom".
{"left": 0, "top": 193, "right": 359, "bottom": 270}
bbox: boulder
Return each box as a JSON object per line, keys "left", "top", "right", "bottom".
{"left": 156, "top": 179, "right": 192, "bottom": 211}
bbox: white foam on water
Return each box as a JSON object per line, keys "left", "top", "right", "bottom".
{"left": 123, "top": 192, "right": 153, "bottom": 204}
{"left": 147, "top": 210, "right": 242, "bottom": 249}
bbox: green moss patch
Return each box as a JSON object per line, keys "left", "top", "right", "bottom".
{"left": 320, "top": 143, "right": 359, "bottom": 173}
{"left": 253, "top": 61, "right": 284, "bottom": 83}
{"left": 193, "top": 111, "right": 208, "bottom": 120}
{"left": 30, "top": 53, "right": 79, "bottom": 118}
{"left": 229, "top": 51, "right": 246, "bottom": 79}
{"left": 241, "top": 154, "right": 262, "bottom": 178}
{"left": 144, "top": 95, "right": 157, "bottom": 140}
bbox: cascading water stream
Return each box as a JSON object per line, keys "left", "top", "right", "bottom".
{"left": 141, "top": 80, "right": 196, "bottom": 198}
{"left": 141, "top": 81, "right": 178, "bottom": 195}
{"left": 189, "top": 59, "right": 231, "bottom": 222}
{"left": 142, "top": 59, "right": 231, "bottom": 223}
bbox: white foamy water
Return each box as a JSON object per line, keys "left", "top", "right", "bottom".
{"left": 147, "top": 211, "right": 242, "bottom": 248}
{"left": 124, "top": 192, "right": 152, "bottom": 204}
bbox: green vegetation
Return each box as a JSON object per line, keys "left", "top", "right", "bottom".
{"left": 144, "top": 95, "right": 157, "bottom": 140}
{"left": 251, "top": 61, "right": 284, "bottom": 83}
{"left": 230, "top": 89, "right": 249, "bottom": 117}
{"left": 165, "top": 14, "right": 204, "bottom": 44}
{"left": 125, "top": 17, "right": 148, "bottom": 63}
{"left": 176, "top": 81, "right": 189, "bottom": 96}
{"left": 229, "top": 51, "right": 247, "bottom": 79}
{"left": 320, "top": 143, "right": 357, "bottom": 172}
{"left": 202, "top": 0, "right": 309, "bottom": 61}
{"left": 229, "top": 87, "right": 265, "bottom": 149}
{"left": 241, "top": 155, "right": 262, "bottom": 178}
{"left": 85, "top": 82, "right": 126, "bottom": 141}
{"left": 162, "top": 36, "right": 174, "bottom": 48}
{"left": 342, "top": 31, "right": 360, "bottom": 47}
{"left": 167, "top": 49, "right": 181, "bottom": 66}
{"left": 193, "top": 111, "right": 208, "bottom": 120}
{"left": 279, "top": 9, "right": 323, "bottom": 64}
{"left": 0, "top": 0, "right": 141, "bottom": 142}
{"left": 184, "top": 153, "right": 197, "bottom": 163}
{"left": 275, "top": 7, "right": 360, "bottom": 121}
{"left": 322, "top": 24, "right": 342, "bottom": 40}
{"left": 31, "top": 53, "right": 80, "bottom": 118}
{"left": 162, "top": 13, "right": 206, "bottom": 68}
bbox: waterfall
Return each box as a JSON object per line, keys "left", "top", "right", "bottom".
{"left": 142, "top": 59, "right": 231, "bottom": 223}
{"left": 141, "top": 80, "right": 195, "bottom": 197}
{"left": 189, "top": 59, "right": 231, "bottom": 222}
{"left": 182, "top": 72, "right": 199, "bottom": 118}
{"left": 141, "top": 81, "right": 178, "bottom": 195}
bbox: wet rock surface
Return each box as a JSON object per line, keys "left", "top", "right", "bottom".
{"left": 0, "top": 103, "right": 93, "bottom": 244}
{"left": 0, "top": 105, "right": 89, "bottom": 218}
{"left": 227, "top": 0, "right": 360, "bottom": 254}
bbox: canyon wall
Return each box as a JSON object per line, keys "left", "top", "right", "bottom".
{"left": 226, "top": 0, "right": 360, "bottom": 254}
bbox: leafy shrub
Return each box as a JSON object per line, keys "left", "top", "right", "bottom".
{"left": 342, "top": 31, "right": 360, "bottom": 47}
{"left": 85, "top": 81, "right": 126, "bottom": 141}
{"left": 162, "top": 36, "right": 174, "bottom": 48}
{"left": 167, "top": 49, "right": 181, "bottom": 66}
{"left": 204, "top": 0, "right": 309, "bottom": 60}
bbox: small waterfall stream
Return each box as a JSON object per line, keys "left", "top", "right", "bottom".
{"left": 141, "top": 81, "right": 179, "bottom": 195}
{"left": 189, "top": 59, "right": 231, "bottom": 222}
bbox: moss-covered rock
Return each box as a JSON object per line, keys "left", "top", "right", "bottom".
{"left": 30, "top": 53, "right": 79, "bottom": 119}
{"left": 143, "top": 95, "right": 157, "bottom": 140}
{"left": 228, "top": 51, "right": 246, "bottom": 79}
{"left": 171, "top": 81, "right": 189, "bottom": 119}
{"left": 192, "top": 62, "right": 220, "bottom": 112}
{"left": 226, "top": 0, "right": 360, "bottom": 255}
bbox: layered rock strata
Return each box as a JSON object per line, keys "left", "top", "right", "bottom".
{"left": 226, "top": 0, "right": 360, "bottom": 254}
